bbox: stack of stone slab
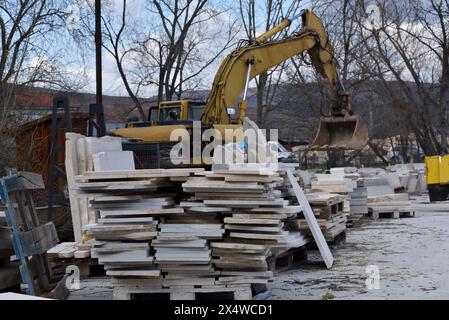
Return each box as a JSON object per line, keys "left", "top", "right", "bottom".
{"left": 349, "top": 180, "right": 368, "bottom": 216}
{"left": 364, "top": 177, "right": 395, "bottom": 197}
{"left": 74, "top": 168, "right": 221, "bottom": 299}
{"left": 346, "top": 180, "right": 368, "bottom": 227}
{"left": 181, "top": 164, "right": 307, "bottom": 283}
{"left": 311, "top": 171, "right": 356, "bottom": 194}
{"left": 153, "top": 212, "right": 224, "bottom": 287}
{"left": 387, "top": 164, "right": 427, "bottom": 195}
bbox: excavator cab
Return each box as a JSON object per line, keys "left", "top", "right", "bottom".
{"left": 311, "top": 115, "right": 369, "bottom": 150}
{"left": 154, "top": 100, "right": 206, "bottom": 124}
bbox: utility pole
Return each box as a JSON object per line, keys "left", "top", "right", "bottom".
{"left": 89, "top": 0, "right": 106, "bottom": 137}
{"left": 95, "top": 0, "right": 103, "bottom": 107}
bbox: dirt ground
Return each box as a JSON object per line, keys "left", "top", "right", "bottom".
{"left": 270, "top": 200, "right": 449, "bottom": 300}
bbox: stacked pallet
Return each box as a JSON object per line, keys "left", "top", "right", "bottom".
{"left": 367, "top": 193, "right": 416, "bottom": 219}
{"left": 298, "top": 193, "right": 347, "bottom": 242}
{"left": 0, "top": 212, "right": 21, "bottom": 292}
{"left": 182, "top": 165, "right": 307, "bottom": 281}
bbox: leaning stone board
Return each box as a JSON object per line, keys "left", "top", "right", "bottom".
{"left": 286, "top": 170, "right": 334, "bottom": 269}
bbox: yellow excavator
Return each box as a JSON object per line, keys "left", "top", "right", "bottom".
{"left": 113, "top": 10, "right": 369, "bottom": 164}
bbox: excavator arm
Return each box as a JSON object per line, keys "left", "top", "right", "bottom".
{"left": 202, "top": 10, "right": 344, "bottom": 126}
{"left": 202, "top": 10, "right": 368, "bottom": 150}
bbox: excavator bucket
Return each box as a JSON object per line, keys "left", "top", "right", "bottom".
{"left": 310, "top": 115, "right": 369, "bottom": 150}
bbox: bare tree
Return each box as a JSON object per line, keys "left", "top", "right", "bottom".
{"left": 74, "top": 0, "right": 238, "bottom": 121}
{"left": 0, "top": 0, "right": 68, "bottom": 173}
{"left": 410, "top": 0, "right": 449, "bottom": 152}
{"left": 354, "top": 0, "right": 449, "bottom": 156}
{"left": 238, "top": 0, "right": 304, "bottom": 126}
{"left": 102, "top": 0, "right": 147, "bottom": 120}
{"left": 142, "top": 0, "right": 239, "bottom": 104}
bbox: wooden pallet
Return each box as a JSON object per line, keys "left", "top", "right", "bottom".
{"left": 0, "top": 262, "right": 21, "bottom": 291}
{"left": 268, "top": 246, "right": 307, "bottom": 274}
{"left": 113, "top": 284, "right": 253, "bottom": 300}
{"left": 367, "top": 207, "right": 415, "bottom": 220}
{"left": 307, "top": 229, "right": 346, "bottom": 250}
{"left": 346, "top": 215, "right": 364, "bottom": 228}
{"left": 309, "top": 198, "right": 345, "bottom": 220}
{"left": 327, "top": 230, "right": 346, "bottom": 246}
{"left": 399, "top": 211, "right": 418, "bottom": 218}
{"left": 0, "top": 172, "right": 60, "bottom": 296}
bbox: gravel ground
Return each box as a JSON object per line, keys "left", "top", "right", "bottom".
{"left": 270, "top": 205, "right": 449, "bottom": 300}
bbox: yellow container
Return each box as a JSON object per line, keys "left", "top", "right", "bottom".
{"left": 426, "top": 156, "right": 440, "bottom": 185}
{"left": 439, "top": 155, "right": 449, "bottom": 184}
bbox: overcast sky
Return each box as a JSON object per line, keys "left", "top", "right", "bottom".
{"left": 66, "top": 0, "right": 312, "bottom": 97}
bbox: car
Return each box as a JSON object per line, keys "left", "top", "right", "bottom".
{"left": 275, "top": 143, "right": 299, "bottom": 162}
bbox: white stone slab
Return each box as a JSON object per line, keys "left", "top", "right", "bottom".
{"left": 286, "top": 170, "right": 333, "bottom": 269}
{"left": 93, "top": 151, "right": 135, "bottom": 172}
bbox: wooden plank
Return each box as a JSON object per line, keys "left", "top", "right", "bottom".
{"left": 286, "top": 170, "right": 333, "bottom": 269}
{"left": 19, "top": 223, "right": 59, "bottom": 256}
{"left": 3, "top": 172, "right": 45, "bottom": 192}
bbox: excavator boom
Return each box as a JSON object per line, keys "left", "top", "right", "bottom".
{"left": 201, "top": 10, "right": 368, "bottom": 150}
